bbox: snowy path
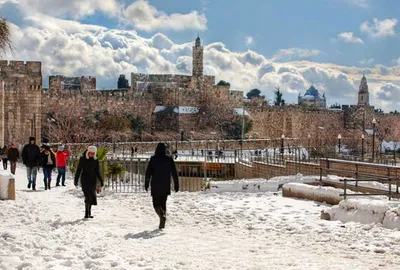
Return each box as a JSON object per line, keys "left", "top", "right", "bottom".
{"left": 0, "top": 166, "right": 400, "bottom": 269}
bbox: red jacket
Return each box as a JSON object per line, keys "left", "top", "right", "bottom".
{"left": 56, "top": 150, "right": 70, "bottom": 167}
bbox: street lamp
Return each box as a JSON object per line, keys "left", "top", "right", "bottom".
{"left": 337, "top": 134, "right": 342, "bottom": 155}
{"left": 307, "top": 134, "right": 311, "bottom": 162}
{"left": 372, "top": 118, "right": 377, "bottom": 162}
{"left": 280, "top": 134, "right": 285, "bottom": 161}
{"left": 361, "top": 134, "right": 365, "bottom": 161}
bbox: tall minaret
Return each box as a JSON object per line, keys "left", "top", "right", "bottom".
{"left": 358, "top": 72, "right": 370, "bottom": 106}
{"left": 192, "top": 35, "right": 203, "bottom": 77}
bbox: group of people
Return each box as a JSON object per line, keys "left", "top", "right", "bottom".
{"left": 72, "top": 142, "right": 179, "bottom": 229}
{"left": 0, "top": 144, "right": 21, "bottom": 174}
{"left": 19, "top": 136, "right": 179, "bottom": 230}
{"left": 21, "top": 137, "right": 70, "bottom": 190}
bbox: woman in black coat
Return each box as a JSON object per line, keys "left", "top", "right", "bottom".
{"left": 74, "top": 146, "right": 104, "bottom": 219}
{"left": 41, "top": 145, "right": 56, "bottom": 190}
{"left": 145, "top": 143, "right": 179, "bottom": 229}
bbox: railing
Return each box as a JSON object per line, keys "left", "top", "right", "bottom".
{"left": 340, "top": 178, "right": 400, "bottom": 200}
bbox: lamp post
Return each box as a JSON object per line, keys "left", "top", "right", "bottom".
{"left": 361, "top": 134, "right": 365, "bottom": 161}
{"left": 307, "top": 134, "right": 311, "bottom": 162}
{"left": 372, "top": 118, "right": 377, "bottom": 162}
{"left": 280, "top": 134, "right": 285, "bottom": 162}
{"left": 337, "top": 134, "right": 342, "bottom": 155}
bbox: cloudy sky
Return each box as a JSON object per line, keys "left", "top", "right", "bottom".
{"left": 1, "top": 0, "right": 400, "bottom": 111}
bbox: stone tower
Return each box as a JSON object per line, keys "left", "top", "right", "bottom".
{"left": 192, "top": 35, "right": 203, "bottom": 77}
{"left": 358, "top": 73, "right": 369, "bottom": 106}
{"left": 0, "top": 61, "right": 42, "bottom": 148}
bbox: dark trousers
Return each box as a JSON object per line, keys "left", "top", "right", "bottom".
{"left": 152, "top": 195, "right": 168, "bottom": 216}
{"left": 43, "top": 167, "right": 53, "bottom": 190}
{"left": 10, "top": 161, "right": 16, "bottom": 174}
{"left": 56, "top": 167, "right": 66, "bottom": 185}
{"left": 2, "top": 158, "right": 7, "bottom": 170}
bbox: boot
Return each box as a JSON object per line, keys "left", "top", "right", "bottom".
{"left": 32, "top": 184, "right": 36, "bottom": 191}
{"left": 88, "top": 204, "right": 93, "bottom": 218}
{"left": 155, "top": 207, "right": 166, "bottom": 229}
{"left": 44, "top": 180, "right": 48, "bottom": 190}
{"left": 84, "top": 203, "right": 90, "bottom": 218}
{"left": 48, "top": 180, "right": 51, "bottom": 190}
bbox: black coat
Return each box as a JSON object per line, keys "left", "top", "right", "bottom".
{"left": 21, "top": 143, "right": 41, "bottom": 167}
{"left": 41, "top": 151, "right": 56, "bottom": 168}
{"left": 145, "top": 155, "right": 179, "bottom": 197}
{"left": 74, "top": 156, "right": 104, "bottom": 190}
{"left": 7, "top": 148, "right": 19, "bottom": 162}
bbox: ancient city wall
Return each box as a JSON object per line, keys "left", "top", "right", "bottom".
{"left": 0, "top": 61, "right": 42, "bottom": 147}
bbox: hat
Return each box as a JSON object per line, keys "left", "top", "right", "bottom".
{"left": 57, "top": 145, "right": 65, "bottom": 151}
{"left": 29, "top": 137, "right": 35, "bottom": 142}
{"left": 86, "top": 145, "right": 98, "bottom": 159}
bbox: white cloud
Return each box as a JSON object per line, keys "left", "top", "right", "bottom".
{"left": 272, "top": 48, "right": 321, "bottom": 61}
{"left": 337, "top": 32, "right": 364, "bottom": 44}
{"left": 13, "top": 0, "right": 121, "bottom": 19}
{"left": 344, "top": 0, "right": 369, "bottom": 8}
{"left": 395, "top": 57, "right": 400, "bottom": 66}
{"left": 3, "top": 7, "right": 400, "bottom": 112}
{"left": 359, "top": 58, "right": 375, "bottom": 65}
{"left": 245, "top": 36, "right": 254, "bottom": 46}
{"left": 360, "top": 18, "right": 398, "bottom": 38}
{"left": 123, "top": 0, "right": 207, "bottom": 32}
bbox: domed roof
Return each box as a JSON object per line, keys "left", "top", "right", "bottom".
{"left": 304, "top": 85, "right": 321, "bottom": 98}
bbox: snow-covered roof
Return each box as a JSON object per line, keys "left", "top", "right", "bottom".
{"left": 173, "top": 106, "right": 199, "bottom": 114}
{"left": 153, "top": 106, "right": 199, "bottom": 114}
{"left": 153, "top": 106, "right": 167, "bottom": 113}
{"left": 233, "top": 108, "right": 250, "bottom": 116}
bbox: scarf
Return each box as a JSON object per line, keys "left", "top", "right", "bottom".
{"left": 46, "top": 151, "right": 53, "bottom": 165}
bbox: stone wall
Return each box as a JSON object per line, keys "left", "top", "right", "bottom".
{"left": 49, "top": 75, "right": 96, "bottom": 92}
{"left": 0, "top": 61, "right": 42, "bottom": 147}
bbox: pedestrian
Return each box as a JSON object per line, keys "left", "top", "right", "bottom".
{"left": 1, "top": 145, "right": 8, "bottom": 170}
{"left": 131, "top": 146, "right": 134, "bottom": 157}
{"left": 41, "top": 145, "right": 56, "bottom": 190}
{"left": 145, "top": 143, "right": 179, "bottom": 229}
{"left": 56, "top": 145, "right": 70, "bottom": 187}
{"left": 7, "top": 143, "right": 19, "bottom": 175}
{"left": 74, "top": 146, "right": 104, "bottom": 219}
{"left": 21, "top": 137, "right": 41, "bottom": 190}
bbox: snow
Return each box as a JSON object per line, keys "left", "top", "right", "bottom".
{"left": 153, "top": 105, "right": 166, "bottom": 113}
{"left": 283, "top": 182, "right": 344, "bottom": 203}
{"left": 1, "top": 166, "right": 400, "bottom": 269}
{"left": 173, "top": 106, "right": 199, "bottom": 114}
{"left": 326, "top": 199, "right": 400, "bottom": 229}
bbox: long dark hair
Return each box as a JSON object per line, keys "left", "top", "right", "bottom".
{"left": 154, "top": 143, "right": 166, "bottom": 157}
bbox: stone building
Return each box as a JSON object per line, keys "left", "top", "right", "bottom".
{"left": 357, "top": 73, "right": 369, "bottom": 106}
{"left": 0, "top": 61, "right": 42, "bottom": 147}
{"left": 298, "top": 85, "right": 326, "bottom": 109}
{"left": 49, "top": 75, "right": 96, "bottom": 92}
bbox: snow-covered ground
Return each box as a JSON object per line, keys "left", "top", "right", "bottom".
{"left": 1, "top": 165, "right": 400, "bottom": 269}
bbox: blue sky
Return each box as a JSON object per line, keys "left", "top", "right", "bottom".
{"left": 76, "top": 0, "right": 400, "bottom": 68}
{"left": 1, "top": 0, "right": 400, "bottom": 111}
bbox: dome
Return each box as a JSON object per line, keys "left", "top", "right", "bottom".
{"left": 359, "top": 75, "right": 369, "bottom": 94}
{"left": 195, "top": 35, "right": 201, "bottom": 47}
{"left": 304, "top": 85, "right": 321, "bottom": 98}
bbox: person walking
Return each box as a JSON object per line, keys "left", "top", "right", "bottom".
{"left": 7, "top": 143, "right": 19, "bottom": 175}
{"left": 74, "top": 146, "right": 104, "bottom": 219}
{"left": 56, "top": 145, "right": 70, "bottom": 187}
{"left": 1, "top": 145, "right": 8, "bottom": 170}
{"left": 145, "top": 143, "right": 179, "bottom": 230}
{"left": 41, "top": 145, "right": 56, "bottom": 190}
{"left": 21, "top": 137, "right": 41, "bottom": 190}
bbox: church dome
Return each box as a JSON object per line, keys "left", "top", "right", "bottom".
{"left": 304, "top": 85, "right": 321, "bottom": 99}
